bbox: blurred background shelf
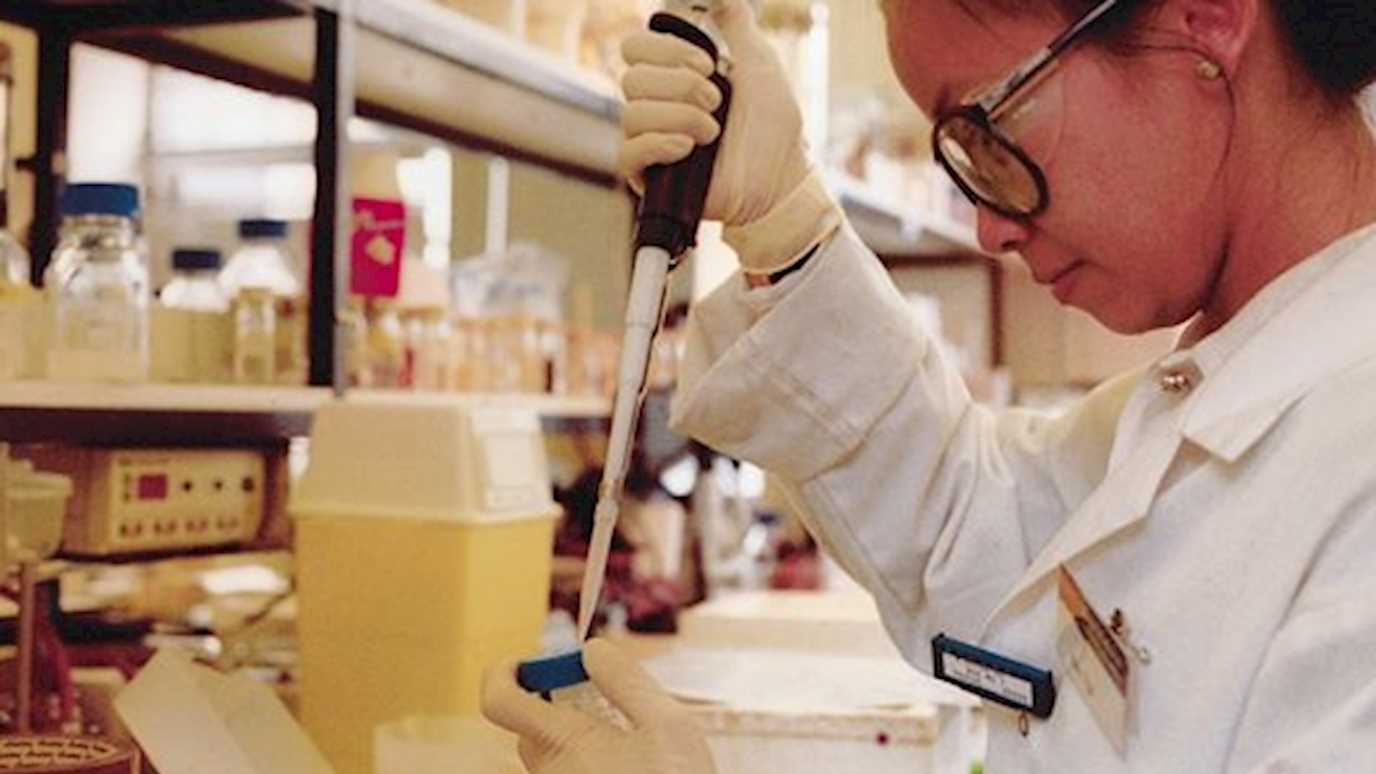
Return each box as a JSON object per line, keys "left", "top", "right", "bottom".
{"left": 0, "top": 383, "right": 610, "bottom": 443}
{"left": 825, "top": 170, "right": 983, "bottom": 258}
{"left": 0, "top": 0, "right": 308, "bottom": 32}
{"left": 73, "top": 0, "right": 623, "bottom": 185}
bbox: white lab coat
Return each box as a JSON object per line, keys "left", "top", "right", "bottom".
{"left": 669, "top": 221, "right": 1376, "bottom": 772}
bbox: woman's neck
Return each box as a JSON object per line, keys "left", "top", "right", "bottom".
{"left": 1196, "top": 100, "right": 1376, "bottom": 337}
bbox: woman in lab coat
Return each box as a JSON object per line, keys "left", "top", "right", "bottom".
{"left": 483, "top": 0, "right": 1376, "bottom": 770}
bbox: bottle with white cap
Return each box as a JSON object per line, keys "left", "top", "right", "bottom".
{"left": 44, "top": 183, "right": 150, "bottom": 383}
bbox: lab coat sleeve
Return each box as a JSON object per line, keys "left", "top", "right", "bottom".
{"left": 1223, "top": 497, "right": 1376, "bottom": 773}
{"left": 670, "top": 224, "right": 1133, "bottom": 668}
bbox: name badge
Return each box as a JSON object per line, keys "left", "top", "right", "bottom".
{"left": 1056, "top": 565, "right": 1131, "bottom": 754}
{"left": 931, "top": 634, "right": 1056, "bottom": 719}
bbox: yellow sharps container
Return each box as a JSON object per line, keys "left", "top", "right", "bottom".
{"left": 291, "top": 393, "right": 560, "bottom": 774}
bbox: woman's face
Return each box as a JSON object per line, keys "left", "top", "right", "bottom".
{"left": 885, "top": 0, "right": 1234, "bottom": 333}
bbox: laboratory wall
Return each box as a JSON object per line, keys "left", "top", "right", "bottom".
{"left": 449, "top": 146, "right": 638, "bottom": 330}
{"left": 507, "top": 158, "right": 637, "bottom": 329}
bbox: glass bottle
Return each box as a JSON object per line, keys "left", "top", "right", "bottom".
{"left": 0, "top": 220, "right": 33, "bottom": 381}
{"left": 161, "top": 248, "right": 231, "bottom": 383}
{"left": 0, "top": 224, "right": 26, "bottom": 286}
{"left": 366, "top": 301, "right": 405, "bottom": 389}
{"left": 220, "top": 219, "right": 305, "bottom": 385}
{"left": 218, "top": 219, "right": 300, "bottom": 298}
{"left": 233, "top": 286, "right": 276, "bottom": 384}
{"left": 161, "top": 248, "right": 229, "bottom": 313}
{"left": 342, "top": 296, "right": 372, "bottom": 388}
{"left": 44, "top": 183, "right": 149, "bottom": 383}
{"left": 409, "top": 308, "right": 455, "bottom": 392}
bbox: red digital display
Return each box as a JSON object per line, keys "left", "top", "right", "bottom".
{"left": 137, "top": 474, "right": 169, "bottom": 501}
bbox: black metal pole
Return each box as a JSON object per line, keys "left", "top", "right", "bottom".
{"left": 28, "top": 27, "right": 70, "bottom": 286}
{"left": 310, "top": 4, "right": 354, "bottom": 392}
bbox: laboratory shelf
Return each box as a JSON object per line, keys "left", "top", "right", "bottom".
{"left": 826, "top": 170, "right": 986, "bottom": 258}
{"left": 0, "top": 383, "right": 325, "bottom": 444}
{"left": 0, "top": 0, "right": 307, "bottom": 32}
{"left": 0, "top": 382, "right": 610, "bottom": 444}
{"left": 84, "top": 0, "right": 624, "bottom": 185}
{"left": 7, "top": 1, "right": 625, "bottom": 384}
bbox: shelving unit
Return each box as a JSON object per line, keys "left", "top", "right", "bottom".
{"left": 87, "top": 0, "right": 623, "bottom": 184}
{"left": 0, "top": 0, "right": 989, "bottom": 418}
{"left": 0, "top": 0, "right": 626, "bottom": 391}
{"left": 0, "top": 382, "right": 610, "bottom": 443}
{"left": 825, "top": 170, "right": 983, "bottom": 258}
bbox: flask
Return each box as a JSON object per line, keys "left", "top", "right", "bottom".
{"left": 44, "top": 183, "right": 149, "bottom": 383}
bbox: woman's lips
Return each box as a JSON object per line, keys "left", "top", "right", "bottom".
{"left": 1045, "top": 262, "right": 1085, "bottom": 304}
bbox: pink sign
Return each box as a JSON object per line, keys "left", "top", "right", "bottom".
{"left": 350, "top": 197, "right": 406, "bottom": 297}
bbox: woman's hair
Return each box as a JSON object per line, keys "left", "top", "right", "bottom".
{"left": 1269, "top": 1, "right": 1376, "bottom": 99}
{"left": 965, "top": 0, "right": 1376, "bottom": 100}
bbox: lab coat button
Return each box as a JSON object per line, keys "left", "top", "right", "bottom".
{"left": 1158, "top": 369, "right": 1195, "bottom": 394}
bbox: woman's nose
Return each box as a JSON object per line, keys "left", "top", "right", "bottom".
{"left": 975, "top": 205, "right": 1032, "bottom": 254}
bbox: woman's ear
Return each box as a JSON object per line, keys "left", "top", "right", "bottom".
{"left": 1154, "top": 0, "right": 1261, "bottom": 75}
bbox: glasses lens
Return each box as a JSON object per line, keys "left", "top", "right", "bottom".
{"left": 936, "top": 114, "right": 1042, "bottom": 216}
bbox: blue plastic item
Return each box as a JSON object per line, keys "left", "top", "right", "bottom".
{"left": 238, "top": 219, "right": 289, "bottom": 239}
{"left": 171, "top": 248, "right": 223, "bottom": 271}
{"left": 517, "top": 651, "right": 590, "bottom": 699}
{"left": 61, "top": 183, "right": 139, "bottom": 218}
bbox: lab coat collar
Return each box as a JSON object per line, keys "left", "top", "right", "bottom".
{"left": 986, "top": 428, "right": 1182, "bottom": 631}
{"left": 1181, "top": 223, "right": 1376, "bottom": 462}
{"left": 982, "top": 223, "right": 1376, "bottom": 631}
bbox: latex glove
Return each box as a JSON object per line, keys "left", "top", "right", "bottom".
{"left": 618, "top": 0, "right": 841, "bottom": 274}
{"left": 482, "top": 639, "right": 717, "bottom": 774}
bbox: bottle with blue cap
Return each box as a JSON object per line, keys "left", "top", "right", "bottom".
{"left": 44, "top": 183, "right": 150, "bottom": 383}
{"left": 218, "top": 219, "right": 300, "bottom": 299}
{"left": 219, "top": 219, "right": 305, "bottom": 384}
{"left": 161, "top": 248, "right": 229, "bottom": 313}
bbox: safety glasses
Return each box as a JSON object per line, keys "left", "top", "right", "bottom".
{"left": 931, "top": 0, "right": 1125, "bottom": 219}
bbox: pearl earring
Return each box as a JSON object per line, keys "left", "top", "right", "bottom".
{"left": 1196, "top": 58, "right": 1222, "bottom": 80}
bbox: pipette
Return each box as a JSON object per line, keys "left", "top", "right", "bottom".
{"left": 577, "top": 1, "right": 733, "bottom": 640}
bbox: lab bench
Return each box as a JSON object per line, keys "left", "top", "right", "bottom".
{"left": 605, "top": 589, "right": 988, "bottom": 774}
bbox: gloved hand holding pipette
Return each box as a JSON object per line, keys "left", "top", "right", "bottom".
{"left": 482, "top": 639, "right": 716, "bottom": 774}
{"left": 484, "top": 2, "right": 837, "bottom": 770}
{"left": 619, "top": 0, "right": 842, "bottom": 277}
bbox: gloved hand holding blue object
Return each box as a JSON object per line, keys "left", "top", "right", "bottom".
{"left": 481, "top": 639, "right": 716, "bottom": 774}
